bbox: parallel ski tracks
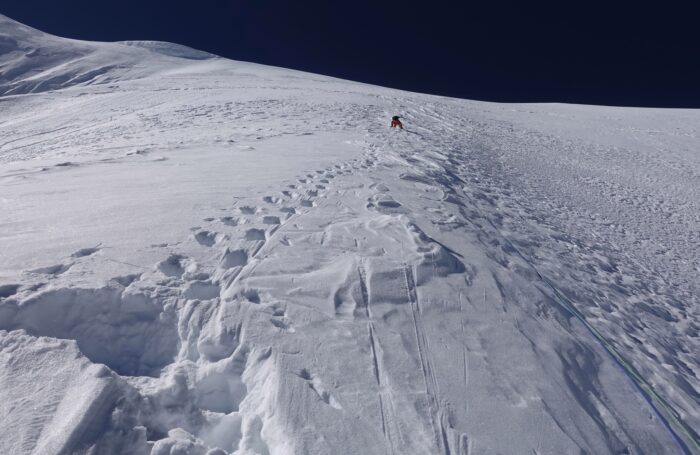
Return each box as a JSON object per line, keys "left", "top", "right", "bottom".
{"left": 403, "top": 263, "right": 451, "bottom": 455}
{"left": 358, "top": 263, "right": 400, "bottom": 455}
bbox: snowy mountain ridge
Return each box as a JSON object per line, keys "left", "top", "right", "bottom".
{"left": 0, "top": 14, "right": 216, "bottom": 96}
{"left": 1, "top": 14, "right": 699, "bottom": 455}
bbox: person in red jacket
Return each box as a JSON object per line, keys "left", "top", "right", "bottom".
{"left": 391, "top": 115, "right": 403, "bottom": 129}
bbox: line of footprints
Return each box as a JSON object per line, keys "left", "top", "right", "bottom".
{"left": 178, "top": 154, "right": 378, "bottom": 331}
{"left": 12, "top": 153, "right": 380, "bottom": 336}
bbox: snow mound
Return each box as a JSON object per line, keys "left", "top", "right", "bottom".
{"left": 0, "top": 331, "right": 124, "bottom": 455}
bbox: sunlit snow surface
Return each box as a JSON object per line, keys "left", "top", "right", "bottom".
{"left": 1, "top": 14, "right": 699, "bottom": 455}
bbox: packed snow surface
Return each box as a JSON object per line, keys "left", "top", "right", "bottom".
{"left": 1, "top": 14, "right": 699, "bottom": 455}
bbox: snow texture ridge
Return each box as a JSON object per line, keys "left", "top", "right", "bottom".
{"left": 1, "top": 13, "right": 699, "bottom": 455}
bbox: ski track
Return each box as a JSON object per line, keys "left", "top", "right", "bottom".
{"left": 1, "top": 14, "right": 699, "bottom": 455}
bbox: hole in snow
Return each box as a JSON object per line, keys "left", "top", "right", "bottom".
{"left": 377, "top": 200, "right": 402, "bottom": 208}
{"left": 194, "top": 230, "right": 218, "bottom": 247}
{"left": 244, "top": 289, "right": 260, "bottom": 304}
{"left": 71, "top": 246, "right": 101, "bottom": 258}
{"left": 0, "top": 287, "right": 179, "bottom": 377}
{"left": 299, "top": 368, "right": 312, "bottom": 380}
{"left": 239, "top": 206, "right": 257, "bottom": 215}
{"left": 245, "top": 228, "right": 266, "bottom": 241}
{"left": 28, "top": 263, "right": 72, "bottom": 275}
{"left": 220, "top": 248, "right": 248, "bottom": 268}
{"left": 157, "top": 254, "right": 189, "bottom": 278}
{"left": 0, "top": 284, "right": 20, "bottom": 298}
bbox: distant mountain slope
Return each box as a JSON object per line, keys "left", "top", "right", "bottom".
{"left": 0, "top": 14, "right": 215, "bottom": 96}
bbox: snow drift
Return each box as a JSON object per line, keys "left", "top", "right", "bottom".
{"left": 1, "top": 13, "right": 699, "bottom": 455}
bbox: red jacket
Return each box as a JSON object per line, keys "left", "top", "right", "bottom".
{"left": 391, "top": 119, "right": 403, "bottom": 128}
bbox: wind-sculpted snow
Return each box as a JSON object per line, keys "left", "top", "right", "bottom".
{"left": 1, "top": 13, "right": 699, "bottom": 455}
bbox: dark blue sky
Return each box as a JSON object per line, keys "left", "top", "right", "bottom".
{"left": 3, "top": 1, "right": 699, "bottom": 107}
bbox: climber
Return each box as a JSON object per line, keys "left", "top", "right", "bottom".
{"left": 390, "top": 115, "right": 403, "bottom": 129}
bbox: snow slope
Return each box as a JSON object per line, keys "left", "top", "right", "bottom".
{"left": 1, "top": 13, "right": 699, "bottom": 455}
{"left": 0, "top": 16, "right": 215, "bottom": 96}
